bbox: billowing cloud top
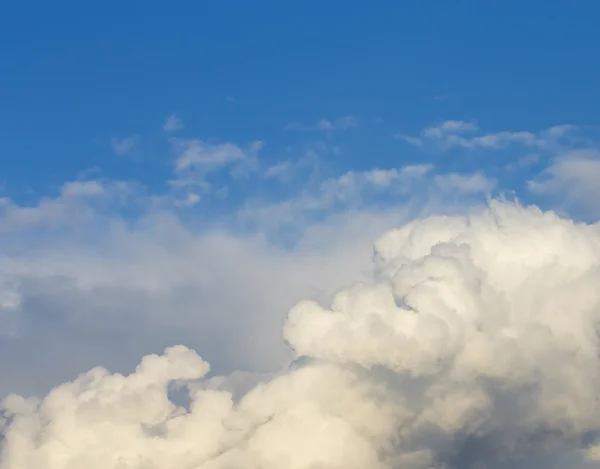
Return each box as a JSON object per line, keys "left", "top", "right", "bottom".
{"left": 3, "top": 201, "right": 600, "bottom": 468}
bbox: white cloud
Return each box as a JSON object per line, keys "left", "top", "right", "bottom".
{"left": 0, "top": 196, "right": 75, "bottom": 233}
{"left": 0, "top": 206, "right": 388, "bottom": 398}
{"left": 0, "top": 180, "right": 136, "bottom": 233}
{"left": 237, "top": 165, "right": 497, "bottom": 231}
{"left": 173, "top": 139, "right": 260, "bottom": 172}
{"left": 398, "top": 121, "right": 576, "bottom": 151}
{"left": 0, "top": 155, "right": 498, "bottom": 401}
{"left": 239, "top": 165, "right": 438, "bottom": 228}
{"left": 163, "top": 114, "right": 184, "bottom": 132}
{"left": 6, "top": 114, "right": 600, "bottom": 468}
{"left": 285, "top": 115, "right": 358, "bottom": 133}
{"left": 433, "top": 171, "right": 496, "bottom": 194}
{"left": 4, "top": 202, "right": 600, "bottom": 468}
{"left": 506, "top": 152, "right": 540, "bottom": 171}
{"left": 528, "top": 149, "right": 600, "bottom": 216}
{"left": 438, "top": 120, "right": 479, "bottom": 134}
{"left": 262, "top": 144, "right": 328, "bottom": 183}
{"left": 110, "top": 134, "right": 140, "bottom": 156}
{"left": 60, "top": 180, "right": 105, "bottom": 198}
{"left": 169, "top": 139, "right": 262, "bottom": 196}
{"left": 264, "top": 161, "right": 293, "bottom": 179}
{"left": 174, "top": 192, "right": 201, "bottom": 207}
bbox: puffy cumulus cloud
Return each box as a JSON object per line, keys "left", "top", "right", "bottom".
{"left": 0, "top": 150, "right": 495, "bottom": 399}
{"left": 4, "top": 201, "right": 600, "bottom": 468}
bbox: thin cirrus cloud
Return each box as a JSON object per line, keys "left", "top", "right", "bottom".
{"left": 397, "top": 120, "right": 576, "bottom": 151}
{"left": 433, "top": 171, "right": 496, "bottom": 194}
{"left": 264, "top": 161, "right": 294, "bottom": 180}
{"left": 173, "top": 139, "right": 263, "bottom": 172}
{"left": 168, "top": 139, "right": 263, "bottom": 196}
{"left": 109, "top": 134, "right": 141, "bottom": 156}
{"left": 163, "top": 113, "right": 184, "bottom": 132}
{"left": 236, "top": 163, "right": 495, "bottom": 231}
{"left": 285, "top": 115, "right": 358, "bottom": 133}
{"left": 528, "top": 149, "right": 600, "bottom": 216}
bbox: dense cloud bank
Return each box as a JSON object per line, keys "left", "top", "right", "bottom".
{"left": 3, "top": 201, "right": 600, "bottom": 468}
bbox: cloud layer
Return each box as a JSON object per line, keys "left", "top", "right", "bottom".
{"left": 3, "top": 201, "right": 600, "bottom": 468}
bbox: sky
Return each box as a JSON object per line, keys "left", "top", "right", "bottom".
{"left": 3, "top": 2, "right": 600, "bottom": 468}
{"left": 2, "top": 1, "right": 600, "bottom": 217}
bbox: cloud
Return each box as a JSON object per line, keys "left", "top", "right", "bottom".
{"left": 0, "top": 195, "right": 393, "bottom": 398}
{"left": 314, "top": 165, "right": 431, "bottom": 202}
{"left": 433, "top": 171, "right": 496, "bottom": 194}
{"left": 239, "top": 165, "right": 434, "bottom": 227}
{"left": 398, "top": 121, "right": 576, "bottom": 151}
{"left": 173, "top": 140, "right": 261, "bottom": 173}
{"left": 60, "top": 180, "right": 105, "bottom": 198}
{"left": 5, "top": 112, "right": 600, "bottom": 468}
{"left": 0, "top": 180, "right": 135, "bottom": 233}
{"left": 174, "top": 192, "right": 201, "bottom": 207}
{"left": 174, "top": 141, "right": 246, "bottom": 172}
{"left": 285, "top": 115, "right": 358, "bottom": 133}
{"left": 506, "top": 153, "right": 540, "bottom": 171}
{"left": 264, "top": 161, "right": 293, "bottom": 179}
{"left": 238, "top": 165, "right": 496, "bottom": 231}
{"left": 528, "top": 149, "right": 600, "bottom": 216}
{"left": 4, "top": 202, "right": 600, "bottom": 468}
{"left": 438, "top": 120, "right": 479, "bottom": 134}
{"left": 163, "top": 114, "right": 184, "bottom": 132}
{"left": 110, "top": 134, "right": 140, "bottom": 156}
{"left": 0, "top": 152, "right": 497, "bottom": 402}
{"left": 169, "top": 139, "right": 262, "bottom": 194}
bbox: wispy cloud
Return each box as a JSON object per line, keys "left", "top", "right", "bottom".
{"left": 174, "top": 192, "right": 201, "bottom": 207}
{"left": 506, "top": 153, "right": 540, "bottom": 171}
{"left": 397, "top": 120, "right": 576, "bottom": 151}
{"left": 264, "top": 161, "right": 293, "bottom": 179}
{"left": 173, "top": 140, "right": 249, "bottom": 172}
{"left": 110, "top": 134, "right": 140, "bottom": 156}
{"left": 285, "top": 115, "right": 358, "bottom": 133}
{"left": 433, "top": 171, "right": 496, "bottom": 194}
{"left": 169, "top": 139, "right": 263, "bottom": 196}
{"left": 434, "top": 92, "right": 454, "bottom": 101}
{"left": 237, "top": 164, "right": 491, "bottom": 229}
{"left": 163, "top": 114, "right": 184, "bottom": 132}
{"left": 60, "top": 180, "right": 105, "bottom": 198}
{"left": 528, "top": 149, "right": 600, "bottom": 216}
{"left": 0, "top": 180, "right": 136, "bottom": 233}
{"left": 437, "top": 120, "right": 479, "bottom": 134}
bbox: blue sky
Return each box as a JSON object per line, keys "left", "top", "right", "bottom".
{"left": 2, "top": 0, "right": 600, "bottom": 221}
{"left": 2, "top": 1, "right": 600, "bottom": 396}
